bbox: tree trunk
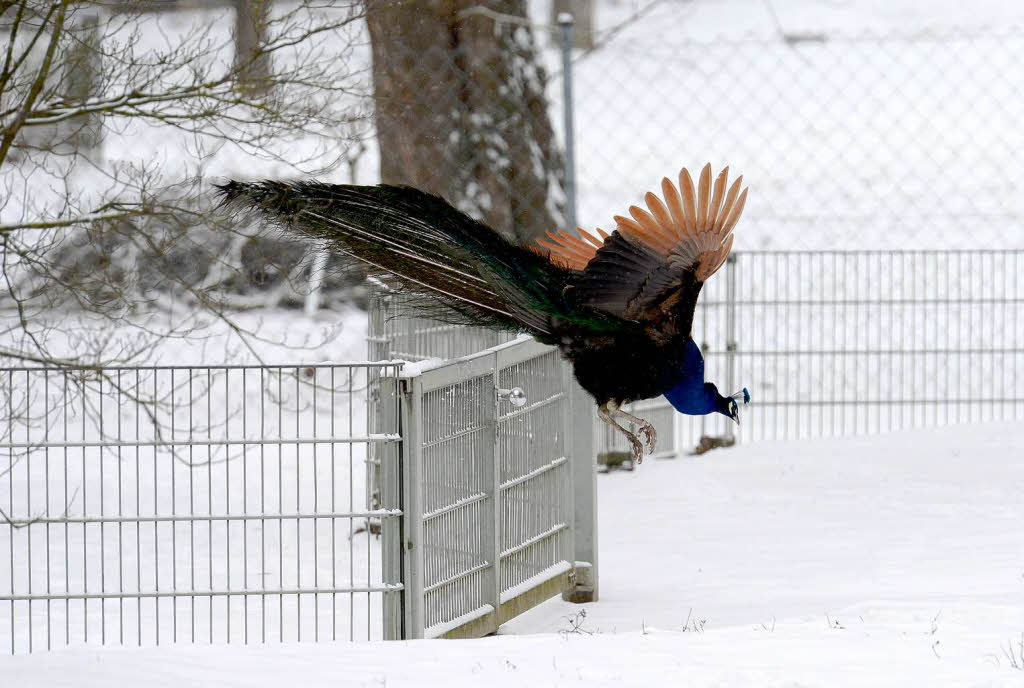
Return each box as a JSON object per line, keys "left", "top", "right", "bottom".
{"left": 234, "top": 0, "right": 271, "bottom": 96}
{"left": 366, "top": 0, "right": 565, "bottom": 244}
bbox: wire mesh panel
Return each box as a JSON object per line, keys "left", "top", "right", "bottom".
{"left": 369, "top": 292, "right": 516, "bottom": 362}
{"left": 694, "top": 250, "right": 1024, "bottom": 444}
{"left": 419, "top": 372, "right": 494, "bottom": 634}
{"left": 402, "top": 337, "right": 575, "bottom": 639}
{"left": 496, "top": 346, "right": 571, "bottom": 598}
{"left": 0, "top": 363, "right": 403, "bottom": 654}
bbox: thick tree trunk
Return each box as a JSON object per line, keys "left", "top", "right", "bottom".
{"left": 367, "top": 0, "right": 565, "bottom": 244}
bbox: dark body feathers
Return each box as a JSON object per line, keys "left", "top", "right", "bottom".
{"left": 215, "top": 167, "right": 746, "bottom": 410}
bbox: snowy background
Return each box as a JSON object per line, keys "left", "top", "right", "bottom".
{"left": 8, "top": 422, "right": 1024, "bottom": 686}
{"left": 4, "top": 0, "right": 1024, "bottom": 684}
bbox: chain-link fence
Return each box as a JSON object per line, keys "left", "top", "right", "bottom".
{"left": 356, "top": 13, "right": 1024, "bottom": 281}
{"left": 562, "top": 24, "right": 1024, "bottom": 251}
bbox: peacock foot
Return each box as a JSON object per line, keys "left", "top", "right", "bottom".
{"left": 636, "top": 421, "right": 657, "bottom": 455}
{"left": 624, "top": 431, "right": 645, "bottom": 464}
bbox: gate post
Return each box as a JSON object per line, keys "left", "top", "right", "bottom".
{"left": 380, "top": 373, "right": 404, "bottom": 640}
{"left": 563, "top": 370, "right": 598, "bottom": 603}
{"left": 399, "top": 376, "right": 425, "bottom": 639}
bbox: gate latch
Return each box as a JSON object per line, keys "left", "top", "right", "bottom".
{"left": 496, "top": 387, "right": 527, "bottom": 407}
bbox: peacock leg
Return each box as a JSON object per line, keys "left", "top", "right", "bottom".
{"left": 609, "top": 403, "right": 658, "bottom": 454}
{"left": 598, "top": 401, "right": 645, "bottom": 463}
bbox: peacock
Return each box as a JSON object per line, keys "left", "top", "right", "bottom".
{"left": 216, "top": 163, "right": 750, "bottom": 461}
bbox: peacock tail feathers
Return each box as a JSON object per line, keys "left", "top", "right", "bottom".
{"left": 215, "top": 180, "right": 620, "bottom": 336}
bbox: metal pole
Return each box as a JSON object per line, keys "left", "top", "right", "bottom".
{"left": 724, "top": 253, "right": 738, "bottom": 442}
{"left": 399, "top": 377, "right": 424, "bottom": 639}
{"left": 559, "top": 13, "right": 577, "bottom": 233}
{"left": 558, "top": 12, "right": 597, "bottom": 605}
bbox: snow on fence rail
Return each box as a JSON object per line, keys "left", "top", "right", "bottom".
{"left": 0, "top": 363, "right": 404, "bottom": 653}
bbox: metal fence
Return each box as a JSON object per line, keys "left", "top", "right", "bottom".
{"left": 700, "top": 250, "right": 1024, "bottom": 445}
{"left": 1, "top": 363, "right": 404, "bottom": 653}
{"left": 368, "top": 295, "right": 597, "bottom": 638}
{"left": 566, "top": 25, "right": 1024, "bottom": 252}
{"left": 369, "top": 249, "right": 1024, "bottom": 457}
{"left": 397, "top": 337, "right": 578, "bottom": 639}
{"left": 2, "top": 348, "right": 596, "bottom": 652}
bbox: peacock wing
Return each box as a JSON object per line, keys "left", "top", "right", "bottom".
{"left": 542, "top": 164, "right": 747, "bottom": 338}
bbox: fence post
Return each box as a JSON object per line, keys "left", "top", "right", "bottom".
{"left": 399, "top": 376, "right": 425, "bottom": 638}
{"left": 724, "top": 252, "right": 738, "bottom": 442}
{"left": 558, "top": 15, "right": 597, "bottom": 602}
{"left": 380, "top": 372, "right": 403, "bottom": 640}
{"left": 563, "top": 368, "right": 598, "bottom": 603}
{"left": 559, "top": 13, "right": 577, "bottom": 234}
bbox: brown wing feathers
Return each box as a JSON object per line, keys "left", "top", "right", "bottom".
{"left": 536, "top": 164, "right": 747, "bottom": 282}
{"left": 617, "top": 164, "right": 747, "bottom": 281}
{"left": 535, "top": 226, "right": 609, "bottom": 270}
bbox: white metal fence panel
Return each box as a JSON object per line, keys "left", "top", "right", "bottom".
{"left": 495, "top": 342, "right": 572, "bottom": 600}
{"left": 399, "top": 337, "right": 576, "bottom": 639}
{"left": 369, "top": 293, "right": 516, "bottom": 363}
{"left": 0, "top": 364, "right": 404, "bottom": 654}
{"left": 695, "top": 250, "right": 1024, "bottom": 445}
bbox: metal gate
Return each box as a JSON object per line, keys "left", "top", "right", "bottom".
{"left": 393, "top": 336, "right": 590, "bottom": 639}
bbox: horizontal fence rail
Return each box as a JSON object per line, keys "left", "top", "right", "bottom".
{"left": 1, "top": 363, "right": 403, "bottom": 654}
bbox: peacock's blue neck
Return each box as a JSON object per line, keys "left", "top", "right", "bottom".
{"left": 663, "top": 339, "right": 728, "bottom": 417}
{"left": 664, "top": 378, "right": 720, "bottom": 415}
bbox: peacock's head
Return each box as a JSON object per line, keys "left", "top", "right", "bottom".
{"left": 718, "top": 388, "right": 750, "bottom": 424}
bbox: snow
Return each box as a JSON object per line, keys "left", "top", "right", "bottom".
{"left": 5, "top": 0, "right": 1024, "bottom": 684}
{"left": 6, "top": 422, "right": 1024, "bottom": 685}
{"left": 498, "top": 561, "right": 571, "bottom": 605}
{"left": 424, "top": 604, "right": 494, "bottom": 640}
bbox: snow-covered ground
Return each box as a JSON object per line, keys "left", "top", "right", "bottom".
{"left": 5, "top": 0, "right": 1024, "bottom": 683}
{"left": 6, "top": 421, "right": 1024, "bottom": 686}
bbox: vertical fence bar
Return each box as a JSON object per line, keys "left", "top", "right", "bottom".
{"left": 559, "top": 13, "right": 577, "bottom": 234}
{"left": 724, "top": 253, "right": 738, "bottom": 442}
{"left": 563, "top": 373, "right": 597, "bottom": 603}
{"left": 488, "top": 358, "right": 502, "bottom": 629}
{"left": 400, "top": 377, "right": 425, "bottom": 639}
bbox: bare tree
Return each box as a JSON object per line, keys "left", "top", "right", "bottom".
{"left": 0, "top": 0, "right": 370, "bottom": 371}
{"left": 366, "top": 0, "right": 565, "bottom": 244}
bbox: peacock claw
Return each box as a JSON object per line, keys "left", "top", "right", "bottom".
{"left": 626, "top": 433, "right": 645, "bottom": 464}
{"left": 637, "top": 422, "right": 657, "bottom": 454}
